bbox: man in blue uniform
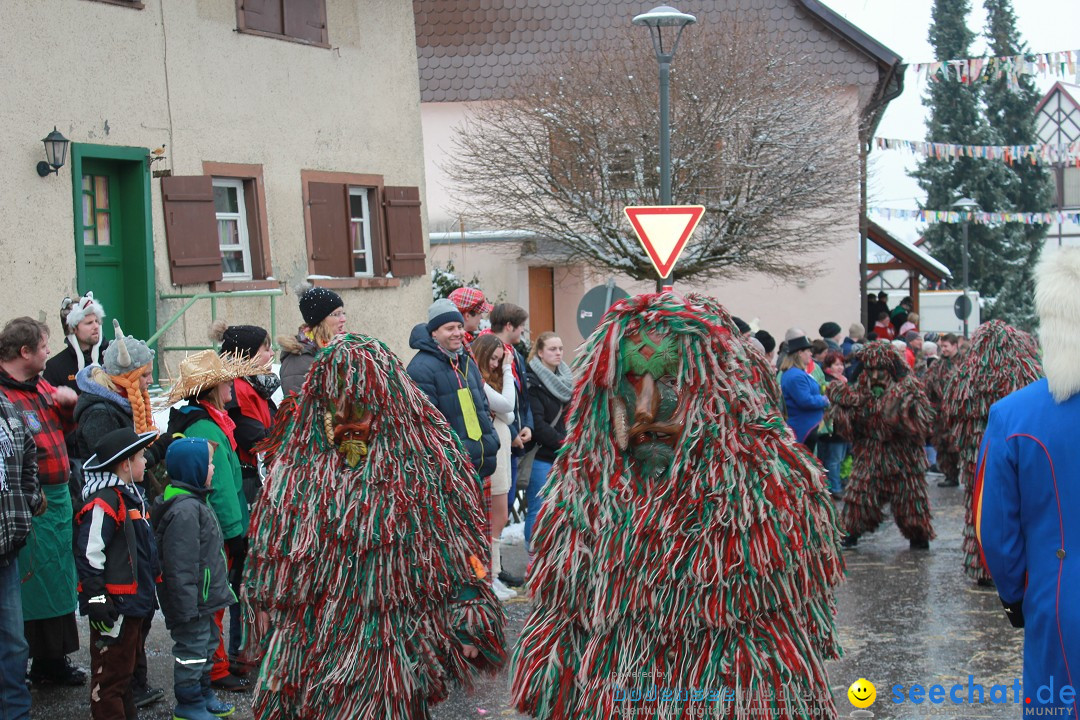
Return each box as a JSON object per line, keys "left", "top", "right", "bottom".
{"left": 976, "top": 247, "right": 1080, "bottom": 718}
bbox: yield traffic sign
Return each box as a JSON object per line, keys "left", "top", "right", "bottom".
{"left": 623, "top": 205, "right": 705, "bottom": 278}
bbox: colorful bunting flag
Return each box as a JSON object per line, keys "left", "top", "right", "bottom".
{"left": 875, "top": 137, "right": 1080, "bottom": 167}
{"left": 869, "top": 207, "right": 1080, "bottom": 226}
{"left": 909, "top": 49, "right": 1080, "bottom": 88}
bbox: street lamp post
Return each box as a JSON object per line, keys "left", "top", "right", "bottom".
{"left": 952, "top": 197, "right": 979, "bottom": 339}
{"left": 633, "top": 5, "right": 696, "bottom": 292}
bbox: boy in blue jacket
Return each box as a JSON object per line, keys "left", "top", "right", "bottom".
{"left": 153, "top": 437, "right": 236, "bottom": 720}
{"left": 74, "top": 427, "right": 159, "bottom": 719}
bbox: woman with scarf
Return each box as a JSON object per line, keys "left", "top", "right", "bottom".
{"left": 166, "top": 349, "right": 269, "bottom": 694}
{"left": 74, "top": 322, "right": 162, "bottom": 467}
{"left": 209, "top": 320, "right": 278, "bottom": 674}
{"left": 524, "top": 332, "right": 571, "bottom": 555}
{"left": 278, "top": 287, "right": 346, "bottom": 396}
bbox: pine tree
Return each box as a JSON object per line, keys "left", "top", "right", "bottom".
{"left": 981, "top": 0, "right": 1054, "bottom": 330}
{"left": 912, "top": 0, "right": 1027, "bottom": 314}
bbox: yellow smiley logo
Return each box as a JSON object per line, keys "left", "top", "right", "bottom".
{"left": 847, "top": 678, "right": 877, "bottom": 708}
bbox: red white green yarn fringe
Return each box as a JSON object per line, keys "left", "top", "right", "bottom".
{"left": 510, "top": 293, "right": 844, "bottom": 720}
{"left": 244, "top": 334, "right": 506, "bottom": 720}
{"left": 939, "top": 320, "right": 1042, "bottom": 583}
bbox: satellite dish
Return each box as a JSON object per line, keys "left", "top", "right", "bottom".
{"left": 576, "top": 281, "right": 629, "bottom": 338}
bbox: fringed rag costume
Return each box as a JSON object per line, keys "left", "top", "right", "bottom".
{"left": 939, "top": 320, "right": 1041, "bottom": 583}
{"left": 923, "top": 350, "right": 961, "bottom": 485}
{"left": 243, "top": 334, "right": 506, "bottom": 720}
{"left": 827, "top": 342, "right": 935, "bottom": 545}
{"left": 511, "top": 293, "right": 844, "bottom": 720}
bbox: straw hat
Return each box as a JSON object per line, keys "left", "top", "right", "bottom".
{"left": 167, "top": 349, "right": 269, "bottom": 404}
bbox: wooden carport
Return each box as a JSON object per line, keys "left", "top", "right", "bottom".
{"left": 865, "top": 220, "right": 952, "bottom": 318}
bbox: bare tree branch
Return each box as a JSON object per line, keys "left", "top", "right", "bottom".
{"left": 446, "top": 23, "right": 859, "bottom": 283}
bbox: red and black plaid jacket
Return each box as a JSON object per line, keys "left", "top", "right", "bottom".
{"left": 0, "top": 369, "right": 72, "bottom": 486}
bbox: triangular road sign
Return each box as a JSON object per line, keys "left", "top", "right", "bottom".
{"left": 624, "top": 205, "right": 705, "bottom": 278}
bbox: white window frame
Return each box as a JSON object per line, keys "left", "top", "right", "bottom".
{"left": 348, "top": 187, "right": 374, "bottom": 277}
{"left": 213, "top": 177, "right": 252, "bottom": 280}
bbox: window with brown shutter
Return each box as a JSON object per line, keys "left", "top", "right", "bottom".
{"left": 202, "top": 162, "right": 276, "bottom": 291}
{"left": 383, "top": 186, "right": 427, "bottom": 278}
{"left": 161, "top": 176, "right": 224, "bottom": 286}
{"left": 300, "top": 171, "right": 415, "bottom": 289}
{"left": 307, "top": 182, "right": 351, "bottom": 277}
{"left": 236, "top": 0, "right": 328, "bottom": 47}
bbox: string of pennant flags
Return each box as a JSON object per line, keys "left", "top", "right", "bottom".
{"left": 869, "top": 207, "right": 1080, "bottom": 226}
{"left": 875, "top": 137, "right": 1080, "bottom": 167}
{"left": 910, "top": 49, "right": 1080, "bottom": 87}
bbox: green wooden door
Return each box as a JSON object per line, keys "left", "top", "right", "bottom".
{"left": 72, "top": 147, "right": 155, "bottom": 342}
{"left": 79, "top": 160, "right": 125, "bottom": 328}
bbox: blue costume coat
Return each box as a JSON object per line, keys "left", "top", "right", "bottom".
{"left": 976, "top": 378, "right": 1080, "bottom": 716}
{"left": 780, "top": 367, "right": 828, "bottom": 444}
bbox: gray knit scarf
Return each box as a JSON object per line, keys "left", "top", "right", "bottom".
{"left": 528, "top": 357, "right": 574, "bottom": 403}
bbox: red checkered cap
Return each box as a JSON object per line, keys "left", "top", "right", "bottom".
{"left": 448, "top": 287, "right": 493, "bottom": 313}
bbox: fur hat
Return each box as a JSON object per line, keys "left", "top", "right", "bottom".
{"left": 63, "top": 292, "right": 106, "bottom": 333}
{"left": 427, "top": 299, "right": 465, "bottom": 334}
{"left": 167, "top": 349, "right": 270, "bottom": 404}
{"left": 103, "top": 320, "right": 155, "bottom": 376}
{"left": 1035, "top": 247, "right": 1080, "bottom": 402}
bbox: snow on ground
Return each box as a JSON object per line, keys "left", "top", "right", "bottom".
{"left": 501, "top": 521, "right": 525, "bottom": 546}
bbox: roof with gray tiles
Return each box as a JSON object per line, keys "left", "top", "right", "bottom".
{"left": 414, "top": 0, "right": 901, "bottom": 104}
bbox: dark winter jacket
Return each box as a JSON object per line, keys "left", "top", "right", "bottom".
{"left": 278, "top": 333, "right": 318, "bottom": 397}
{"left": 225, "top": 376, "right": 278, "bottom": 467}
{"left": 152, "top": 483, "right": 233, "bottom": 629}
{"left": 406, "top": 324, "right": 499, "bottom": 479}
{"left": 72, "top": 367, "right": 168, "bottom": 467}
{"left": 166, "top": 405, "right": 247, "bottom": 540}
{"left": 526, "top": 367, "right": 568, "bottom": 464}
{"left": 507, "top": 347, "right": 534, "bottom": 457}
{"left": 0, "top": 393, "right": 41, "bottom": 565}
{"left": 75, "top": 472, "right": 160, "bottom": 618}
{"left": 43, "top": 337, "right": 109, "bottom": 393}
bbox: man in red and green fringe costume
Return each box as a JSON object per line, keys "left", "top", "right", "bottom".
{"left": 827, "top": 342, "right": 935, "bottom": 549}
{"left": 243, "top": 334, "right": 506, "bottom": 719}
{"left": 511, "top": 293, "right": 844, "bottom": 720}
{"left": 938, "top": 320, "right": 1041, "bottom": 585}
{"left": 923, "top": 333, "right": 963, "bottom": 487}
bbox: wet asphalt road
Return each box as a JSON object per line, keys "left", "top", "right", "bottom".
{"left": 30, "top": 476, "right": 1024, "bottom": 719}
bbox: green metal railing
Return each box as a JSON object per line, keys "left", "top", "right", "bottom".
{"left": 148, "top": 289, "right": 283, "bottom": 382}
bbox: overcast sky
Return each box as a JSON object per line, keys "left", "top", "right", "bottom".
{"left": 818, "top": 0, "right": 1080, "bottom": 241}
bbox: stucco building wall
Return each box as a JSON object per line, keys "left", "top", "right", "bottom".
{"left": 1, "top": 0, "right": 429, "bottom": 365}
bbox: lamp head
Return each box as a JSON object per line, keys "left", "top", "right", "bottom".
{"left": 37, "top": 126, "right": 69, "bottom": 177}
{"left": 633, "top": 5, "right": 697, "bottom": 58}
